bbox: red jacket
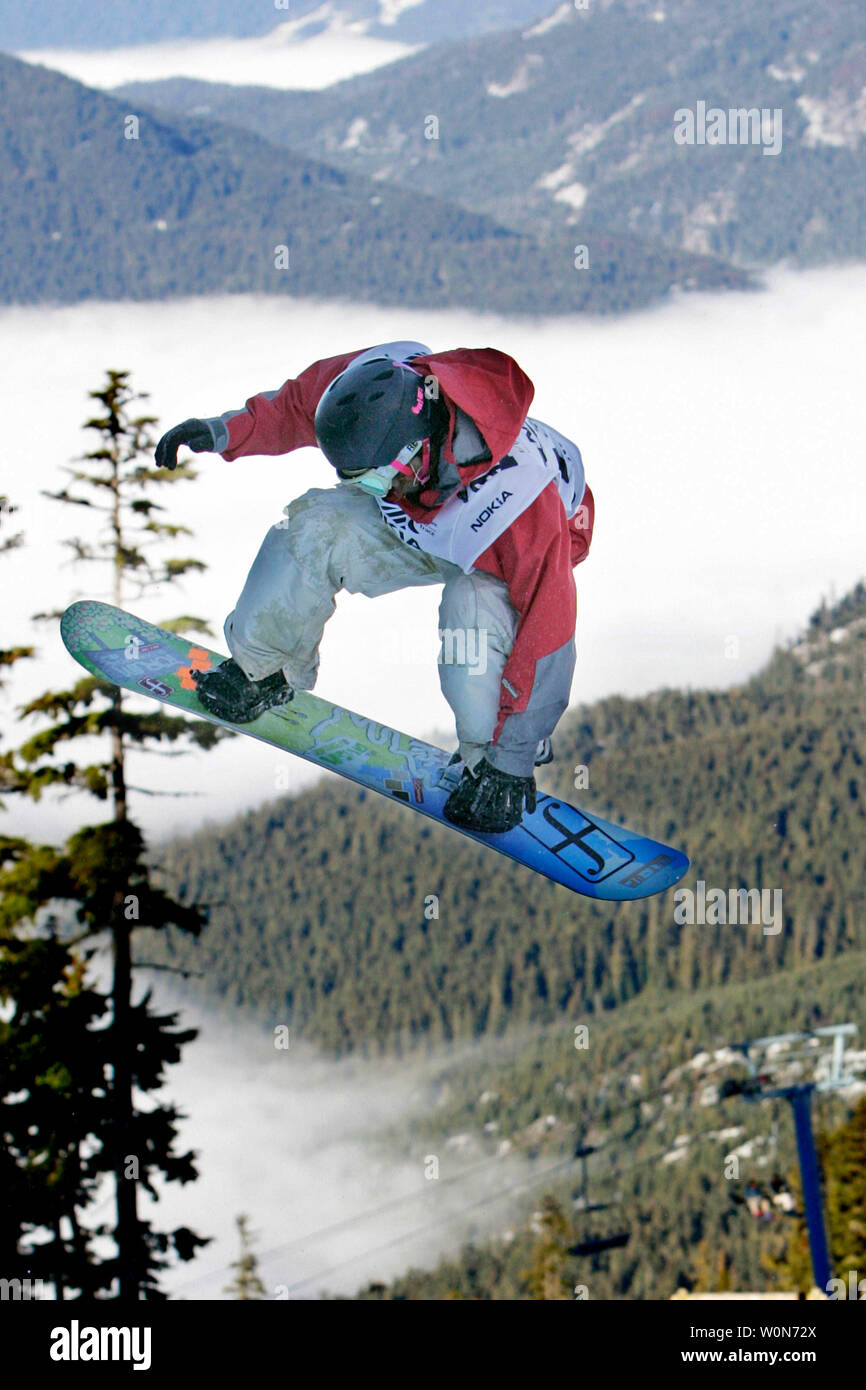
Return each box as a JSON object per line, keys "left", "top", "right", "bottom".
{"left": 209, "top": 345, "right": 594, "bottom": 763}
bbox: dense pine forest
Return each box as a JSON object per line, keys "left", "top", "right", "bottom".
{"left": 341, "top": 948, "right": 866, "bottom": 1299}
{"left": 121, "top": 0, "right": 866, "bottom": 276}
{"left": 0, "top": 51, "right": 746, "bottom": 318}
{"left": 140, "top": 583, "right": 866, "bottom": 1299}
{"left": 149, "top": 584, "right": 866, "bottom": 1058}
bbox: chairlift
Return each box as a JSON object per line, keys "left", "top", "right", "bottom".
{"left": 719, "top": 1076, "right": 765, "bottom": 1100}
{"left": 569, "top": 1142, "right": 632, "bottom": 1258}
{"left": 735, "top": 1177, "right": 800, "bottom": 1221}
{"left": 744, "top": 1180, "right": 774, "bottom": 1221}
{"left": 770, "top": 1173, "right": 799, "bottom": 1216}
{"left": 570, "top": 1230, "right": 631, "bottom": 1257}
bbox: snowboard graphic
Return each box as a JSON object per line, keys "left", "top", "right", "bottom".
{"left": 60, "top": 601, "right": 689, "bottom": 902}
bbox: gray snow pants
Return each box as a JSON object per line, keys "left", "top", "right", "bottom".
{"left": 224, "top": 485, "right": 519, "bottom": 771}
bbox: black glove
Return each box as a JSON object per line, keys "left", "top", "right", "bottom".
{"left": 443, "top": 757, "right": 537, "bottom": 834}
{"left": 155, "top": 418, "right": 214, "bottom": 470}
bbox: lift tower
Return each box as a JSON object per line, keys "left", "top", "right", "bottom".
{"left": 723, "top": 1023, "right": 858, "bottom": 1293}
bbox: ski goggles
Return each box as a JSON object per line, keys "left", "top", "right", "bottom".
{"left": 347, "top": 437, "right": 431, "bottom": 497}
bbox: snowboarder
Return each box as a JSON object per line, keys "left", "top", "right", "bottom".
{"left": 155, "top": 341, "right": 594, "bottom": 832}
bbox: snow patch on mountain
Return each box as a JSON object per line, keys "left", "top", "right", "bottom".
{"left": 568, "top": 94, "right": 645, "bottom": 157}
{"left": 681, "top": 191, "right": 737, "bottom": 256}
{"left": 555, "top": 181, "right": 588, "bottom": 211}
{"left": 379, "top": 0, "right": 426, "bottom": 24}
{"left": 342, "top": 115, "right": 371, "bottom": 150}
{"left": 615, "top": 148, "right": 647, "bottom": 175}
{"left": 797, "top": 90, "right": 866, "bottom": 149}
{"left": 768, "top": 60, "right": 806, "bottom": 83}
{"left": 662, "top": 1136, "right": 689, "bottom": 1163}
{"left": 537, "top": 161, "right": 576, "bottom": 191}
{"left": 487, "top": 54, "right": 543, "bottom": 99}
{"left": 522, "top": 3, "right": 573, "bottom": 39}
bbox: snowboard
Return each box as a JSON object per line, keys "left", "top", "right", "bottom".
{"left": 60, "top": 601, "right": 689, "bottom": 902}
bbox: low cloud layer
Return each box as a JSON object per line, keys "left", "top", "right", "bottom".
{"left": 15, "top": 15, "right": 416, "bottom": 92}
{"left": 127, "top": 973, "right": 536, "bottom": 1300}
{"left": 3, "top": 269, "right": 866, "bottom": 850}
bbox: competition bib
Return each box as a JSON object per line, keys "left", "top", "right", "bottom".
{"left": 375, "top": 417, "right": 585, "bottom": 573}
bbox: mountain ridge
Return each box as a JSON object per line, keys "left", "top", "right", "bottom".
{"left": 1, "top": 0, "right": 553, "bottom": 50}
{"left": 0, "top": 50, "right": 750, "bottom": 315}
{"left": 115, "top": 0, "right": 866, "bottom": 271}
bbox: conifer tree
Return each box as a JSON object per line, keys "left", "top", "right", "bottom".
{"left": 0, "top": 495, "right": 33, "bottom": 790}
{"left": 2, "top": 371, "right": 228, "bottom": 1298}
{"left": 224, "top": 1214, "right": 267, "bottom": 1300}
{"left": 0, "top": 929, "right": 110, "bottom": 1298}
{"left": 823, "top": 1097, "right": 866, "bottom": 1283}
{"left": 0, "top": 498, "right": 103, "bottom": 1300}
{"left": 522, "top": 1194, "right": 572, "bottom": 1300}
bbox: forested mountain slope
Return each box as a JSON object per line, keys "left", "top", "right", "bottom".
{"left": 1, "top": 51, "right": 745, "bottom": 314}
{"left": 118, "top": 0, "right": 866, "bottom": 271}
{"left": 351, "top": 950, "right": 866, "bottom": 1299}
{"left": 149, "top": 584, "right": 866, "bottom": 1058}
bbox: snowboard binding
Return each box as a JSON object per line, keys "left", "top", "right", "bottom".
{"left": 443, "top": 757, "right": 537, "bottom": 834}
{"left": 192, "top": 658, "right": 293, "bottom": 724}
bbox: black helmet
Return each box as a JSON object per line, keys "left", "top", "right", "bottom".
{"left": 314, "top": 356, "right": 435, "bottom": 478}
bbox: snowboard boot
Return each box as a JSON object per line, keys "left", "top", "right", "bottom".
{"left": 443, "top": 758, "right": 536, "bottom": 833}
{"left": 192, "top": 658, "right": 293, "bottom": 723}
